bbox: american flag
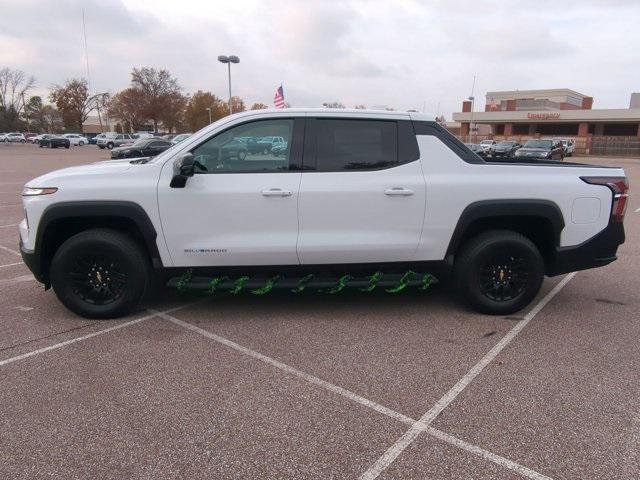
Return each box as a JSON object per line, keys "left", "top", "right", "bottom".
{"left": 273, "top": 85, "right": 285, "bottom": 109}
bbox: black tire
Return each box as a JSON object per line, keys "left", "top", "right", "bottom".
{"left": 20, "top": 139, "right": 26, "bottom": 143}
{"left": 79, "top": 141, "right": 84, "bottom": 146}
{"left": 453, "top": 230, "right": 544, "bottom": 315}
{"left": 98, "top": 145, "right": 105, "bottom": 149}
{"left": 50, "top": 229, "right": 151, "bottom": 319}
{"left": 65, "top": 144, "right": 70, "bottom": 149}
{"left": 107, "top": 142, "right": 114, "bottom": 149}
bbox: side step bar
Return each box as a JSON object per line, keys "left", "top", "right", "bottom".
{"left": 167, "top": 272, "right": 438, "bottom": 294}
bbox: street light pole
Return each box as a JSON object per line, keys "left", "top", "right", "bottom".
{"left": 217, "top": 55, "right": 240, "bottom": 115}
{"left": 206, "top": 107, "right": 212, "bottom": 124}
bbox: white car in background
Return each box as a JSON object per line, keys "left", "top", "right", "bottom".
{"left": 64, "top": 134, "right": 89, "bottom": 146}
{"left": 171, "top": 133, "right": 192, "bottom": 145}
{"left": 30, "top": 134, "right": 46, "bottom": 144}
{"left": 555, "top": 138, "right": 575, "bottom": 157}
{"left": 479, "top": 139, "right": 496, "bottom": 153}
{"left": 4, "top": 132, "right": 26, "bottom": 143}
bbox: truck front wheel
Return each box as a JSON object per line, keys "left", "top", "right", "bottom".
{"left": 453, "top": 230, "right": 544, "bottom": 315}
{"left": 50, "top": 229, "right": 151, "bottom": 319}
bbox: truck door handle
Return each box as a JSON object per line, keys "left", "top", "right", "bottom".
{"left": 261, "top": 188, "right": 293, "bottom": 197}
{"left": 384, "top": 187, "right": 414, "bottom": 196}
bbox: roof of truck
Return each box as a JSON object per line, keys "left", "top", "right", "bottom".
{"left": 227, "top": 108, "right": 436, "bottom": 122}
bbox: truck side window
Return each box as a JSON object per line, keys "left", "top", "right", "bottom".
{"left": 192, "top": 119, "right": 294, "bottom": 173}
{"left": 314, "top": 119, "right": 398, "bottom": 171}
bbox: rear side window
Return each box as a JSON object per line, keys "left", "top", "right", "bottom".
{"left": 311, "top": 119, "right": 399, "bottom": 171}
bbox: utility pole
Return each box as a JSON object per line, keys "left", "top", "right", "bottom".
{"left": 469, "top": 75, "right": 476, "bottom": 143}
{"left": 22, "top": 92, "right": 29, "bottom": 133}
{"left": 217, "top": 55, "right": 240, "bottom": 115}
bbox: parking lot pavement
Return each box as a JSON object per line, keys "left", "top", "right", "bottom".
{"left": 1, "top": 317, "right": 409, "bottom": 480}
{"left": 0, "top": 144, "right": 638, "bottom": 479}
{"left": 164, "top": 282, "right": 562, "bottom": 421}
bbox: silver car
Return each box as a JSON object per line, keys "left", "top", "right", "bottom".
{"left": 96, "top": 133, "right": 135, "bottom": 149}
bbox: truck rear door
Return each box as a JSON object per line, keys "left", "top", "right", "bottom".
{"left": 297, "top": 118, "right": 426, "bottom": 264}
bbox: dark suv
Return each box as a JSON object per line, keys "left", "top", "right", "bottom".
{"left": 490, "top": 141, "right": 522, "bottom": 159}
{"left": 514, "top": 139, "right": 564, "bottom": 160}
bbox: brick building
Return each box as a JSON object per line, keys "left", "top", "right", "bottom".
{"left": 453, "top": 89, "right": 640, "bottom": 154}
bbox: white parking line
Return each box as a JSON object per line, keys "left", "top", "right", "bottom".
{"left": 0, "top": 223, "right": 19, "bottom": 228}
{"left": 0, "top": 301, "right": 201, "bottom": 368}
{"left": 0, "top": 244, "right": 21, "bottom": 256}
{"left": 154, "top": 309, "right": 553, "bottom": 479}
{"left": 359, "top": 272, "right": 576, "bottom": 480}
{"left": 635, "top": 207, "right": 640, "bottom": 213}
{"left": 0, "top": 274, "right": 35, "bottom": 286}
{"left": 0, "top": 262, "right": 23, "bottom": 268}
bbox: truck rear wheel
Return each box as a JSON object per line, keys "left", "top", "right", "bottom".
{"left": 453, "top": 230, "right": 544, "bottom": 315}
{"left": 50, "top": 229, "right": 151, "bottom": 319}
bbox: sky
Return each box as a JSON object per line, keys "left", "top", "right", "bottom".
{"left": 1, "top": 0, "right": 639, "bottom": 118}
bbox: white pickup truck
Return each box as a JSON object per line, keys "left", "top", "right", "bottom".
{"left": 19, "top": 109, "right": 628, "bottom": 319}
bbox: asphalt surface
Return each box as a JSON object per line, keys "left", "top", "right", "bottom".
{"left": 0, "top": 142, "right": 638, "bottom": 479}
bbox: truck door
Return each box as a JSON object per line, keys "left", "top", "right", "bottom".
{"left": 297, "top": 118, "right": 426, "bottom": 264}
{"left": 158, "top": 118, "right": 304, "bottom": 267}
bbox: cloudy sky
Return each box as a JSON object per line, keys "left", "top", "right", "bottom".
{"left": 1, "top": 0, "right": 639, "bottom": 117}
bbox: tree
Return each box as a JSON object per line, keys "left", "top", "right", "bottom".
{"left": 0, "top": 67, "right": 35, "bottom": 131}
{"left": 323, "top": 102, "right": 346, "bottom": 109}
{"left": 24, "top": 96, "right": 63, "bottom": 133}
{"left": 184, "top": 90, "right": 227, "bottom": 132}
{"left": 130, "top": 67, "right": 182, "bottom": 132}
{"left": 251, "top": 103, "right": 269, "bottom": 110}
{"left": 354, "top": 104, "right": 367, "bottom": 109}
{"left": 229, "top": 96, "right": 246, "bottom": 114}
{"left": 49, "top": 78, "right": 94, "bottom": 131}
{"left": 108, "top": 88, "right": 147, "bottom": 133}
{"left": 159, "top": 91, "right": 187, "bottom": 133}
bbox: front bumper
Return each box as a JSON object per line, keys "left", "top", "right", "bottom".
{"left": 20, "top": 238, "right": 48, "bottom": 285}
{"left": 549, "top": 221, "right": 625, "bottom": 276}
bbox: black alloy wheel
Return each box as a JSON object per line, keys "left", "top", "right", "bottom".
{"left": 50, "top": 229, "right": 151, "bottom": 319}
{"left": 454, "top": 230, "right": 544, "bottom": 315}
{"left": 68, "top": 254, "right": 127, "bottom": 306}
{"left": 478, "top": 254, "right": 529, "bottom": 302}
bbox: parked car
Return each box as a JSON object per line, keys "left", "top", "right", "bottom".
{"left": 490, "top": 141, "right": 522, "bottom": 159}
{"left": 555, "top": 138, "right": 575, "bottom": 157}
{"left": 5, "top": 132, "right": 26, "bottom": 143}
{"left": 30, "top": 134, "right": 46, "bottom": 144}
{"left": 479, "top": 139, "right": 496, "bottom": 153}
{"left": 19, "top": 109, "right": 627, "bottom": 319}
{"left": 24, "top": 133, "right": 38, "bottom": 142}
{"left": 162, "top": 134, "right": 176, "bottom": 141}
{"left": 96, "top": 133, "right": 135, "bottom": 149}
{"left": 171, "top": 133, "right": 192, "bottom": 145}
{"left": 514, "top": 139, "right": 564, "bottom": 160}
{"left": 64, "top": 134, "right": 89, "bottom": 146}
{"left": 110, "top": 139, "right": 172, "bottom": 159}
{"left": 0, "top": 133, "right": 7, "bottom": 142}
{"left": 464, "top": 143, "right": 485, "bottom": 156}
{"left": 252, "top": 135, "right": 286, "bottom": 154}
{"left": 38, "top": 135, "right": 70, "bottom": 149}
{"left": 89, "top": 133, "right": 105, "bottom": 145}
{"left": 271, "top": 142, "right": 288, "bottom": 157}
{"left": 132, "top": 133, "right": 154, "bottom": 140}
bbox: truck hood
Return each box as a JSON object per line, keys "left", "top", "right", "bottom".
{"left": 25, "top": 159, "right": 134, "bottom": 187}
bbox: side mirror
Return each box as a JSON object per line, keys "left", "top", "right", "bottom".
{"left": 170, "top": 153, "right": 196, "bottom": 188}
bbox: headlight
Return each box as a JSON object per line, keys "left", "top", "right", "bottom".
{"left": 540, "top": 151, "right": 550, "bottom": 157}
{"left": 22, "top": 187, "right": 58, "bottom": 196}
